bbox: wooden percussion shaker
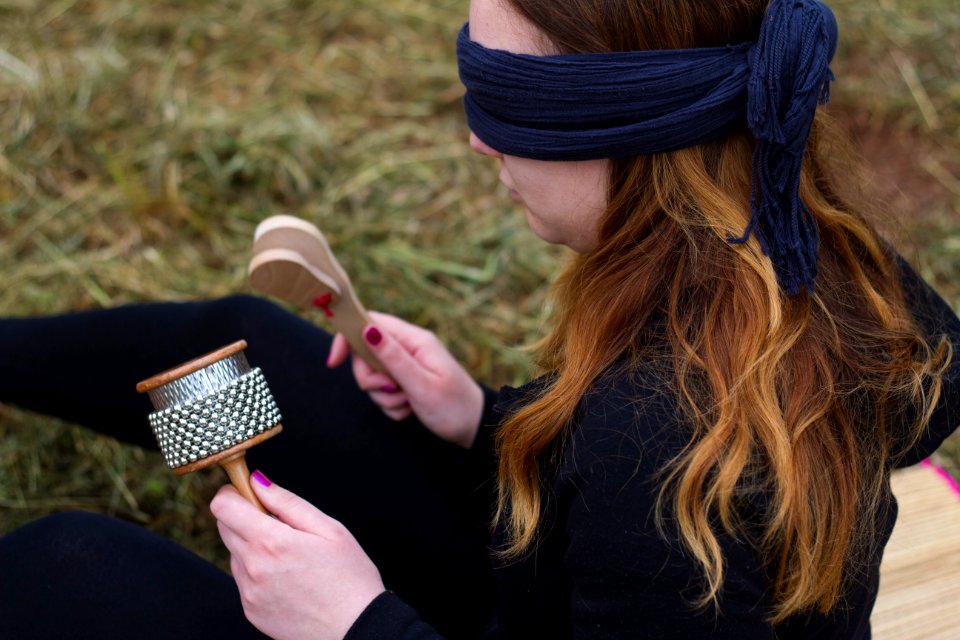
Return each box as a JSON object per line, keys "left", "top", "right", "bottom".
{"left": 137, "top": 340, "right": 282, "bottom": 513}
{"left": 249, "top": 215, "right": 384, "bottom": 372}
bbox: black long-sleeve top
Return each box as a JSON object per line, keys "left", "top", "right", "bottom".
{"left": 345, "top": 258, "right": 960, "bottom": 639}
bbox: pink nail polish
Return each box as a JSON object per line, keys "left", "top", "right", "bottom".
{"left": 252, "top": 470, "right": 272, "bottom": 487}
{"left": 381, "top": 384, "right": 400, "bottom": 393}
{"left": 364, "top": 326, "right": 383, "bottom": 347}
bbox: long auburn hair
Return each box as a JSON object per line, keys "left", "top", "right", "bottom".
{"left": 494, "top": 0, "right": 949, "bottom": 622}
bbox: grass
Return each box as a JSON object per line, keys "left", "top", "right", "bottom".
{"left": 1, "top": 0, "right": 959, "bottom": 567}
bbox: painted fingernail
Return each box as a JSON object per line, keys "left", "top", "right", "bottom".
{"left": 251, "top": 470, "right": 272, "bottom": 487}
{"left": 381, "top": 384, "right": 400, "bottom": 393}
{"left": 364, "top": 326, "right": 383, "bottom": 347}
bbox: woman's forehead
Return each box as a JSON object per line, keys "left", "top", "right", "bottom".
{"left": 467, "top": 0, "right": 553, "bottom": 55}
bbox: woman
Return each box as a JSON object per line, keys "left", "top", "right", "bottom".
{"left": 1, "top": 0, "right": 958, "bottom": 638}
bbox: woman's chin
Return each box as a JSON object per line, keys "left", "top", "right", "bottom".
{"left": 523, "top": 210, "right": 557, "bottom": 244}
{"left": 525, "top": 210, "right": 596, "bottom": 252}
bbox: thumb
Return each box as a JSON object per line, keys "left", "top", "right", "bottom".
{"left": 362, "top": 324, "right": 431, "bottom": 396}
{"left": 249, "top": 470, "right": 340, "bottom": 534}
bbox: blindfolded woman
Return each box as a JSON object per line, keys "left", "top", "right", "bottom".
{"left": 2, "top": 0, "right": 957, "bottom": 638}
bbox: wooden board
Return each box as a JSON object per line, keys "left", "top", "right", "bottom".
{"left": 873, "top": 462, "right": 960, "bottom": 640}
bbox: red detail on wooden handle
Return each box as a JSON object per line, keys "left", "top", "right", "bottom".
{"left": 313, "top": 293, "right": 335, "bottom": 318}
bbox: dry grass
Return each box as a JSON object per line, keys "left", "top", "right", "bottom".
{"left": 1, "top": 0, "right": 958, "bottom": 565}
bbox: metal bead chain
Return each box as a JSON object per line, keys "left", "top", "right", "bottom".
{"left": 147, "top": 368, "right": 282, "bottom": 469}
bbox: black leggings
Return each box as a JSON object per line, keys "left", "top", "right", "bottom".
{"left": 0, "top": 296, "right": 496, "bottom": 639}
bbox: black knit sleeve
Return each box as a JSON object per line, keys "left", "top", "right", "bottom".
{"left": 894, "top": 256, "right": 960, "bottom": 467}
{"left": 344, "top": 592, "right": 445, "bottom": 640}
{"left": 467, "top": 381, "right": 551, "bottom": 489}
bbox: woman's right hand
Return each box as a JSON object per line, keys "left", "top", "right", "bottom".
{"left": 327, "top": 312, "right": 484, "bottom": 449}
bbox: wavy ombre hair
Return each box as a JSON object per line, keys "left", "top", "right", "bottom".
{"left": 493, "top": 0, "right": 950, "bottom": 622}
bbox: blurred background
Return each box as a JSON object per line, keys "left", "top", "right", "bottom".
{"left": 1, "top": 0, "right": 958, "bottom": 567}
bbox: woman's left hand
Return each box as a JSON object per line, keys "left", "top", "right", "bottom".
{"left": 211, "top": 472, "right": 386, "bottom": 640}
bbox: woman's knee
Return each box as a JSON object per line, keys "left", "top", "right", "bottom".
{"left": 0, "top": 511, "right": 126, "bottom": 564}
{"left": 198, "top": 294, "right": 331, "bottom": 354}
{"left": 204, "top": 294, "right": 289, "bottom": 335}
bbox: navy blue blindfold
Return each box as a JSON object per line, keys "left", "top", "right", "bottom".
{"left": 457, "top": 0, "right": 838, "bottom": 296}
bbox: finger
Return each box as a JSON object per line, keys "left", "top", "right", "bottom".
{"left": 353, "top": 361, "right": 400, "bottom": 392}
{"left": 229, "top": 554, "right": 253, "bottom": 603}
{"left": 366, "top": 312, "right": 456, "bottom": 377}
{"left": 366, "top": 312, "right": 445, "bottom": 361}
{"left": 210, "top": 484, "right": 281, "bottom": 541}
{"left": 248, "top": 470, "right": 343, "bottom": 535}
{"left": 217, "top": 518, "right": 249, "bottom": 553}
{"left": 362, "top": 323, "right": 433, "bottom": 397}
{"left": 351, "top": 347, "right": 400, "bottom": 389}
{"left": 211, "top": 485, "right": 251, "bottom": 542}
{"left": 383, "top": 405, "right": 413, "bottom": 421}
{"left": 230, "top": 553, "right": 250, "bottom": 585}
{"left": 327, "top": 333, "right": 351, "bottom": 368}
{"left": 368, "top": 390, "right": 410, "bottom": 410}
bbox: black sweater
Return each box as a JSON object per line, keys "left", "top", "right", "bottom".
{"left": 346, "top": 258, "right": 960, "bottom": 639}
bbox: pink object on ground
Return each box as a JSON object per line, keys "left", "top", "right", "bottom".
{"left": 921, "top": 458, "right": 960, "bottom": 499}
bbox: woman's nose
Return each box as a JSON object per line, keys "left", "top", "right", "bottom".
{"left": 469, "top": 132, "right": 503, "bottom": 158}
